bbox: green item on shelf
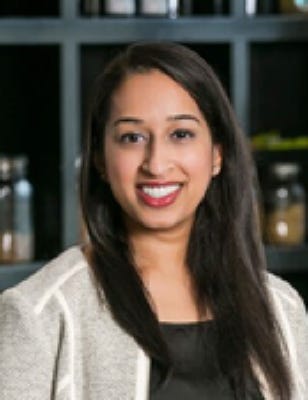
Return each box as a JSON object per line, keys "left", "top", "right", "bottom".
{"left": 252, "top": 131, "right": 308, "bottom": 151}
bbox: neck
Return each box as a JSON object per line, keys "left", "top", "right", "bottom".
{"left": 126, "top": 222, "right": 210, "bottom": 323}
{"left": 127, "top": 224, "right": 192, "bottom": 278}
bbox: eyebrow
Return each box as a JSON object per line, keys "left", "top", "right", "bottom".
{"left": 167, "top": 114, "right": 201, "bottom": 124}
{"left": 113, "top": 117, "right": 143, "bottom": 127}
{"left": 113, "top": 114, "right": 201, "bottom": 127}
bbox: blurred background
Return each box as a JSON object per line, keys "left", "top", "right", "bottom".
{"left": 0, "top": 0, "right": 308, "bottom": 304}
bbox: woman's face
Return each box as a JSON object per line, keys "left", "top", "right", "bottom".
{"left": 101, "top": 69, "right": 222, "bottom": 234}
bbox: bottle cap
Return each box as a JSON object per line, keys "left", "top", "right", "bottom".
{"left": 270, "top": 163, "right": 300, "bottom": 180}
{"left": 0, "top": 156, "right": 13, "bottom": 180}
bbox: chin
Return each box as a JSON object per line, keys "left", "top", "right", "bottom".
{"left": 124, "top": 209, "right": 194, "bottom": 233}
{"left": 143, "top": 222, "right": 176, "bottom": 231}
{"left": 137, "top": 216, "right": 192, "bottom": 232}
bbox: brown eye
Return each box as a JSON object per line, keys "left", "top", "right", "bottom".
{"left": 119, "top": 133, "right": 146, "bottom": 143}
{"left": 171, "top": 129, "right": 195, "bottom": 140}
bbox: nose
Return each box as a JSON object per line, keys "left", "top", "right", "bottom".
{"left": 140, "top": 138, "right": 173, "bottom": 177}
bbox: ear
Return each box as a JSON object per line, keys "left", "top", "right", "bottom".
{"left": 212, "top": 144, "right": 223, "bottom": 176}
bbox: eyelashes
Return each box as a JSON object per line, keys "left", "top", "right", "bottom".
{"left": 118, "top": 129, "right": 196, "bottom": 144}
{"left": 171, "top": 129, "right": 195, "bottom": 140}
{"left": 118, "top": 132, "right": 146, "bottom": 143}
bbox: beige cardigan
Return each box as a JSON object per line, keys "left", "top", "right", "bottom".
{"left": 0, "top": 247, "right": 307, "bottom": 399}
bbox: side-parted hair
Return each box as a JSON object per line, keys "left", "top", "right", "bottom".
{"left": 80, "top": 42, "right": 291, "bottom": 399}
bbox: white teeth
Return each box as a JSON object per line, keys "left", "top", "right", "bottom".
{"left": 141, "top": 184, "right": 180, "bottom": 198}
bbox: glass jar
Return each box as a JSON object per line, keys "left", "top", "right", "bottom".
{"left": 139, "top": 0, "right": 168, "bottom": 16}
{"left": 263, "top": 163, "right": 306, "bottom": 246}
{"left": 0, "top": 155, "right": 34, "bottom": 263}
{"left": 139, "top": 0, "right": 180, "bottom": 17}
{"left": 279, "top": 0, "right": 308, "bottom": 14}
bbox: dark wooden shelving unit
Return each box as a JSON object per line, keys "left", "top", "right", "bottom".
{"left": 266, "top": 246, "right": 308, "bottom": 274}
{"left": 0, "top": 0, "right": 307, "bottom": 295}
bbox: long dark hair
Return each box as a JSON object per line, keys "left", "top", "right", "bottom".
{"left": 80, "top": 42, "right": 291, "bottom": 399}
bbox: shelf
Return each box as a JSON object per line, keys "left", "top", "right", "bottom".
{"left": 0, "top": 45, "right": 61, "bottom": 260}
{"left": 0, "top": 16, "right": 308, "bottom": 44}
{"left": 0, "top": 261, "right": 43, "bottom": 292}
{"left": 266, "top": 245, "right": 308, "bottom": 273}
{"left": 250, "top": 42, "right": 308, "bottom": 138}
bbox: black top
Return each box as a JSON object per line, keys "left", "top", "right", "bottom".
{"left": 150, "top": 321, "right": 264, "bottom": 400}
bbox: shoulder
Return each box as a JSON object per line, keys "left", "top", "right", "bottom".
{"left": 265, "top": 273, "right": 307, "bottom": 359}
{"left": 0, "top": 246, "right": 107, "bottom": 357}
{"left": 265, "top": 274, "right": 308, "bottom": 396}
{"left": 265, "top": 272, "right": 307, "bottom": 330}
{"left": 265, "top": 272, "right": 306, "bottom": 316}
{"left": 1, "top": 246, "right": 90, "bottom": 308}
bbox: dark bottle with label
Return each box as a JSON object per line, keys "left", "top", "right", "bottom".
{"left": 82, "top": 0, "right": 101, "bottom": 16}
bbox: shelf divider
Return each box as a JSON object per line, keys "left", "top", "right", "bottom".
{"left": 1, "top": 17, "right": 308, "bottom": 44}
{"left": 61, "top": 0, "right": 78, "bottom": 19}
{"left": 61, "top": 40, "right": 81, "bottom": 248}
{"left": 231, "top": 39, "right": 250, "bottom": 134}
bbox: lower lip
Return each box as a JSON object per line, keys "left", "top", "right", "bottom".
{"left": 137, "top": 187, "right": 181, "bottom": 208}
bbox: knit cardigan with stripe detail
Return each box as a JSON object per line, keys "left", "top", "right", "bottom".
{"left": 0, "top": 247, "right": 307, "bottom": 400}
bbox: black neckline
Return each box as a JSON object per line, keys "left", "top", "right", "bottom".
{"left": 159, "top": 319, "right": 214, "bottom": 328}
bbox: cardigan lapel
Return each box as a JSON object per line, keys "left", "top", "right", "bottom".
{"left": 134, "top": 349, "right": 150, "bottom": 400}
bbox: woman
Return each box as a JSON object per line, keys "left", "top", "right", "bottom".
{"left": 0, "top": 42, "right": 307, "bottom": 400}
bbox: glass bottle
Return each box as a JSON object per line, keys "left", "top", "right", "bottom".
{"left": 245, "top": 0, "right": 257, "bottom": 16}
{"left": 263, "top": 163, "right": 306, "bottom": 246}
{"left": 0, "top": 156, "right": 14, "bottom": 263}
{"left": 168, "top": 0, "right": 180, "bottom": 18}
{"left": 104, "top": 0, "right": 136, "bottom": 16}
{"left": 11, "top": 156, "right": 34, "bottom": 262}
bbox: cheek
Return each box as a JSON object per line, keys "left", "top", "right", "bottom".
{"left": 104, "top": 150, "right": 139, "bottom": 193}
{"left": 183, "top": 148, "right": 214, "bottom": 180}
{"left": 181, "top": 149, "right": 214, "bottom": 203}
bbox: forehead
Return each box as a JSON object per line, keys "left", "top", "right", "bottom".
{"left": 109, "top": 69, "right": 203, "bottom": 118}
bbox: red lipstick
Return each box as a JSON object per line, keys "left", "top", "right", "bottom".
{"left": 136, "top": 183, "right": 181, "bottom": 208}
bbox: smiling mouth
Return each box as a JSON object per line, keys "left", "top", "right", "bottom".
{"left": 136, "top": 183, "right": 182, "bottom": 207}
{"left": 140, "top": 184, "right": 181, "bottom": 198}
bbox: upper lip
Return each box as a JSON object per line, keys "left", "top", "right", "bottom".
{"left": 136, "top": 182, "right": 182, "bottom": 188}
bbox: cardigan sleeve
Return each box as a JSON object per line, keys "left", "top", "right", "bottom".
{"left": 269, "top": 274, "right": 308, "bottom": 399}
{"left": 292, "top": 291, "right": 308, "bottom": 396}
{"left": 0, "top": 288, "right": 55, "bottom": 400}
